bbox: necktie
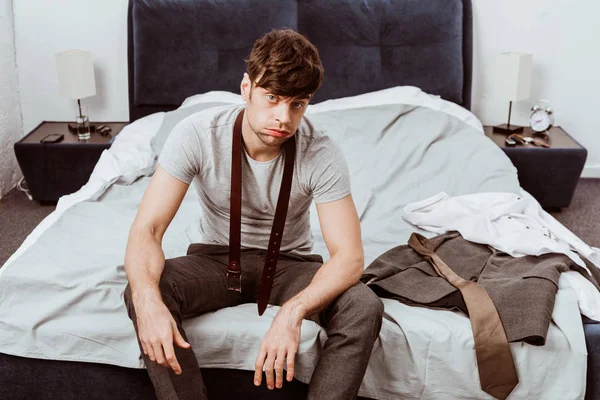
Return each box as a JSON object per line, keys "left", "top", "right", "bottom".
{"left": 408, "top": 233, "right": 519, "bottom": 400}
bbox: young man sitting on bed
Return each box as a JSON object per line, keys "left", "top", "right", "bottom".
{"left": 123, "top": 28, "right": 384, "bottom": 400}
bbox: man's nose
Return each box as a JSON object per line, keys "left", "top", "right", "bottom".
{"left": 275, "top": 103, "right": 291, "bottom": 125}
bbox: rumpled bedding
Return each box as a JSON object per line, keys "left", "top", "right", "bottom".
{"left": 0, "top": 87, "right": 587, "bottom": 399}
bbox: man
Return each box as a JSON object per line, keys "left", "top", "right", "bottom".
{"left": 123, "top": 28, "right": 384, "bottom": 400}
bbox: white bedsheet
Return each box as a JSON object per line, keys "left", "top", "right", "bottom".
{"left": 0, "top": 87, "right": 588, "bottom": 399}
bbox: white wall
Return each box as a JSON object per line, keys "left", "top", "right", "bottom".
{"left": 472, "top": 0, "right": 600, "bottom": 177}
{"left": 14, "top": 0, "right": 129, "bottom": 134}
{"left": 10, "top": 0, "right": 600, "bottom": 181}
{"left": 0, "top": 0, "right": 22, "bottom": 198}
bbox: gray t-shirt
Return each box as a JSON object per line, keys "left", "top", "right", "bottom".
{"left": 158, "top": 104, "right": 351, "bottom": 253}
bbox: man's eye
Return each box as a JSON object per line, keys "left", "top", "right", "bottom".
{"left": 293, "top": 102, "right": 305, "bottom": 109}
{"left": 267, "top": 95, "right": 277, "bottom": 102}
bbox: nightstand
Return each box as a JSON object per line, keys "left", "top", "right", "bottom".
{"left": 484, "top": 126, "right": 587, "bottom": 210}
{"left": 14, "top": 121, "right": 128, "bottom": 203}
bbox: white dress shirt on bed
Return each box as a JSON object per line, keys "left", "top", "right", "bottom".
{"left": 402, "top": 191, "right": 600, "bottom": 321}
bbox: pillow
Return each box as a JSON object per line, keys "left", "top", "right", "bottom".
{"left": 150, "top": 102, "right": 230, "bottom": 156}
{"left": 180, "top": 91, "right": 244, "bottom": 109}
{"left": 307, "top": 86, "right": 483, "bottom": 132}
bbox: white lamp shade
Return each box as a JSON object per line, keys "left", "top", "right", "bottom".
{"left": 55, "top": 50, "right": 96, "bottom": 99}
{"left": 495, "top": 52, "right": 532, "bottom": 102}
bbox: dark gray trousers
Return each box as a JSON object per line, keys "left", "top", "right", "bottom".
{"left": 124, "top": 244, "right": 384, "bottom": 400}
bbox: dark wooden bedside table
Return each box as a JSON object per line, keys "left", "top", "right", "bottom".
{"left": 14, "top": 121, "right": 128, "bottom": 203}
{"left": 484, "top": 126, "right": 587, "bottom": 210}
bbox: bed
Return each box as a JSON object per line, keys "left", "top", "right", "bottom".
{"left": 1, "top": 0, "right": 599, "bottom": 399}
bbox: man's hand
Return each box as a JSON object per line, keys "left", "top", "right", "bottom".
{"left": 254, "top": 304, "right": 305, "bottom": 389}
{"left": 135, "top": 295, "right": 190, "bottom": 375}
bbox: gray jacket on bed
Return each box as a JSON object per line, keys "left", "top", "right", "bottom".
{"left": 360, "top": 231, "right": 598, "bottom": 345}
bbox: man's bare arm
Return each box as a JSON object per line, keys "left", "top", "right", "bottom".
{"left": 124, "top": 165, "right": 189, "bottom": 299}
{"left": 124, "top": 165, "right": 190, "bottom": 373}
{"left": 282, "top": 193, "right": 364, "bottom": 319}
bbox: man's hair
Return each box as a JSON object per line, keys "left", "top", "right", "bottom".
{"left": 245, "top": 28, "right": 324, "bottom": 99}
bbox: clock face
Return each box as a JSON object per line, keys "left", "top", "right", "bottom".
{"left": 530, "top": 110, "right": 551, "bottom": 132}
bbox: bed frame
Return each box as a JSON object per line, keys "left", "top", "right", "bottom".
{"left": 2, "top": 0, "right": 598, "bottom": 399}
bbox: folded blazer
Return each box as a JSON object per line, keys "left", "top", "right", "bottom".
{"left": 361, "top": 231, "right": 596, "bottom": 344}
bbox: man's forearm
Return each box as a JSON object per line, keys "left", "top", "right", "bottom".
{"left": 124, "top": 226, "right": 166, "bottom": 306}
{"left": 282, "top": 253, "right": 364, "bottom": 321}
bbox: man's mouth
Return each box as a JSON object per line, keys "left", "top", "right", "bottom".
{"left": 265, "top": 128, "right": 290, "bottom": 137}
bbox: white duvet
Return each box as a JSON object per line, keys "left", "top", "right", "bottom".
{"left": 0, "top": 87, "right": 588, "bottom": 399}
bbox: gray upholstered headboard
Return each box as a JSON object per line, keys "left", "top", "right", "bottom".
{"left": 128, "top": 0, "right": 472, "bottom": 122}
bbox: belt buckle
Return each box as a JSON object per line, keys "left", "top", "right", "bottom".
{"left": 227, "top": 261, "right": 242, "bottom": 293}
{"left": 227, "top": 271, "right": 242, "bottom": 292}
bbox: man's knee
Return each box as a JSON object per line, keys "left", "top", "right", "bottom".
{"left": 352, "top": 283, "right": 384, "bottom": 322}
{"left": 333, "top": 283, "right": 384, "bottom": 334}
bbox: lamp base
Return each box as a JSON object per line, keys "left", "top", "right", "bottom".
{"left": 68, "top": 123, "right": 97, "bottom": 133}
{"left": 493, "top": 123, "right": 524, "bottom": 134}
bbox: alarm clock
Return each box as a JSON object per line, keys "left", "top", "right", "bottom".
{"left": 529, "top": 99, "right": 555, "bottom": 133}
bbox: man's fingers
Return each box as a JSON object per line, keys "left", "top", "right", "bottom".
{"left": 171, "top": 319, "right": 190, "bottom": 349}
{"left": 144, "top": 340, "right": 156, "bottom": 362}
{"left": 152, "top": 341, "right": 166, "bottom": 366}
{"left": 286, "top": 349, "right": 296, "bottom": 382}
{"left": 264, "top": 353, "right": 276, "bottom": 390}
{"left": 275, "top": 350, "right": 286, "bottom": 389}
{"left": 254, "top": 349, "right": 267, "bottom": 386}
{"left": 140, "top": 341, "right": 148, "bottom": 356}
{"left": 163, "top": 339, "right": 182, "bottom": 374}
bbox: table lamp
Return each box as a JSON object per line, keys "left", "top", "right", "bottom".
{"left": 55, "top": 49, "right": 97, "bottom": 133}
{"left": 493, "top": 52, "right": 533, "bottom": 134}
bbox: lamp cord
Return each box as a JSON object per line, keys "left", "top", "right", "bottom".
{"left": 16, "top": 176, "right": 33, "bottom": 201}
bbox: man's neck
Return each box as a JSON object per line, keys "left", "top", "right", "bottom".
{"left": 241, "top": 118, "right": 282, "bottom": 162}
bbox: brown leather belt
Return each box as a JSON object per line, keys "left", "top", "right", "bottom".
{"left": 408, "top": 233, "right": 519, "bottom": 400}
{"left": 228, "top": 108, "right": 296, "bottom": 316}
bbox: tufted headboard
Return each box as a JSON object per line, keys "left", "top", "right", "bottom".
{"left": 127, "top": 0, "right": 472, "bottom": 122}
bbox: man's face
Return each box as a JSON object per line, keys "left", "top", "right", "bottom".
{"left": 241, "top": 73, "right": 310, "bottom": 148}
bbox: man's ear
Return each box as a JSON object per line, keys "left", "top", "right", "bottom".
{"left": 240, "top": 73, "right": 251, "bottom": 101}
